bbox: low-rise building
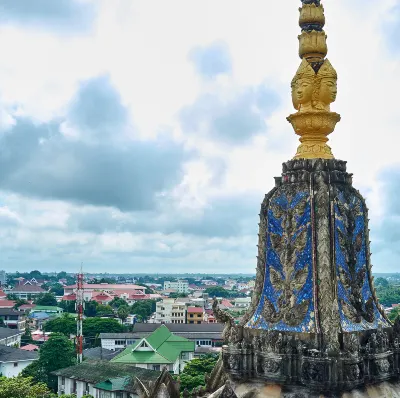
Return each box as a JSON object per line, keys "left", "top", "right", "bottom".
{"left": 186, "top": 307, "right": 204, "bottom": 325}
{"left": 0, "top": 300, "right": 16, "bottom": 309}
{"left": 6, "top": 284, "right": 45, "bottom": 300}
{"left": 0, "top": 346, "right": 38, "bottom": 377}
{"left": 100, "top": 323, "right": 223, "bottom": 352}
{"left": 163, "top": 280, "right": 189, "bottom": 294}
{"left": 30, "top": 306, "right": 64, "bottom": 316}
{"left": 53, "top": 360, "right": 161, "bottom": 397}
{"left": 0, "top": 328, "right": 23, "bottom": 347}
{"left": 111, "top": 325, "right": 194, "bottom": 374}
{"left": 0, "top": 309, "right": 26, "bottom": 331}
{"left": 233, "top": 297, "right": 252, "bottom": 309}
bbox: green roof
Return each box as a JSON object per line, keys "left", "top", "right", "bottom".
{"left": 32, "top": 306, "right": 63, "bottom": 312}
{"left": 95, "top": 376, "right": 129, "bottom": 392}
{"left": 111, "top": 325, "right": 195, "bottom": 365}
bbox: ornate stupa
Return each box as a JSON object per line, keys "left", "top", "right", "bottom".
{"left": 204, "top": 1, "right": 400, "bottom": 397}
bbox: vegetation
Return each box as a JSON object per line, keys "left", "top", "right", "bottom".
{"left": 21, "top": 333, "right": 75, "bottom": 390}
{"left": 131, "top": 300, "right": 156, "bottom": 321}
{"left": 376, "top": 284, "right": 400, "bottom": 307}
{"left": 44, "top": 314, "right": 76, "bottom": 336}
{"left": 35, "top": 293, "right": 58, "bottom": 307}
{"left": 117, "top": 306, "right": 129, "bottom": 323}
{"left": 204, "top": 287, "right": 231, "bottom": 298}
{"left": 389, "top": 307, "right": 400, "bottom": 323}
{"left": 179, "top": 354, "right": 219, "bottom": 393}
{"left": 0, "top": 376, "right": 51, "bottom": 398}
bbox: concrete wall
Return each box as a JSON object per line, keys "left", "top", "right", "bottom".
{"left": 0, "top": 359, "right": 35, "bottom": 377}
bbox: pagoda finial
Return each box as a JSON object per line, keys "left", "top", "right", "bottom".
{"left": 287, "top": 0, "right": 340, "bottom": 160}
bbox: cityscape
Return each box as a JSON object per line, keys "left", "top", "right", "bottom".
{"left": 0, "top": 0, "right": 400, "bottom": 397}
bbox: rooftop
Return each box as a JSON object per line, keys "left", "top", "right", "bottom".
{"left": 0, "top": 328, "right": 23, "bottom": 340}
{"left": 0, "top": 345, "right": 38, "bottom": 362}
{"left": 83, "top": 347, "right": 122, "bottom": 361}
{"left": 11, "top": 285, "right": 45, "bottom": 293}
{"left": 65, "top": 283, "right": 145, "bottom": 290}
{"left": 187, "top": 307, "right": 204, "bottom": 313}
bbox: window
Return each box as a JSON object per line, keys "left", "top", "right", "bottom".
{"left": 189, "top": 314, "right": 193, "bottom": 318}
{"left": 61, "top": 377, "right": 65, "bottom": 386}
{"left": 197, "top": 321, "right": 201, "bottom": 324}
{"left": 153, "top": 365, "right": 160, "bottom": 371}
{"left": 13, "top": 362, "right": 18, "bottom": 367}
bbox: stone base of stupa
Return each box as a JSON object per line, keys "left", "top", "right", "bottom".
{"left": 208, "top": 379, "right": 400, "bottom": 398}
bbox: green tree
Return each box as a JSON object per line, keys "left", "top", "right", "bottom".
{"left": 204, "top": 287, "right": 230, "bottom": 298}
{"left": 117, "top": 306, "right": 129, "bottom": 323}
{"left": 389, "top": 307, "right": 400, "bottom": 322}
{"left": 50, "top": 283, "right": 64, "bottom": 296}
{"left": 131, "top": 300, "right": 156, "bottom": 321}
{"left": 35, "top": 293, "right": 57, "bottom": 306}
{"left": 179, "top": 354, "right": 218, "bottom": 393}
{"left": 44, "top": 314, "right": 76, "bottom": 336}
{"left": 56, "top": 271, "right": 68, "bottom": 280}
{"left": 110, "top": 297, "right": 128, "bottom": 309}
{"left": 96, "top": 304, "right": 114, "bottom": 316}
{"left": 21, "top": 333, "right": 75, "bottom": 389}
{"left": 83, "top": 318, "right": 124, "bottom": 346}
{"left": 59, "top": 300, "right": 76, "bottom": 314}
{"left": 375, "top": 277, "right": 389, "bottom": 288}
{"left": 29, "top": 270, "right": 43, "bottom": 280}
{"left": 21, "top": 328, "right": 33, "bottom": 345}
{"left": 0, "top": 319, "right": 5, "bottom": 328}
{"left": 0, "top": 376, "right": 51, "bottom": 398}
{"left": 84, "top": 300, "right": 98, "bottom": 317}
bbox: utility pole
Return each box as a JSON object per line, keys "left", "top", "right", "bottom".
{"left": 76, "top": 265, "right": 84, "bottom": 364}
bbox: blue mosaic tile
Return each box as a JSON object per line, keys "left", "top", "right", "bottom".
{"left": 247, "top": 189, "right": 315, "bottom": 333}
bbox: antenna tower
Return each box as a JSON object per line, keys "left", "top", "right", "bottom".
{"left": 76, "top": 265, "right": 84, "bottom": 363}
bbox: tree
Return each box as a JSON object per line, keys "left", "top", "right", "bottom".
{"left": 35, "top": 293, "right": 57, "bottom": 306}
{"left": 21, "top": 328, "right": 33, "bottom": 345}
{"left": 117, "top": 306, "right": 129, "bottom": 323}
{"left": 389, "top": 307, "right": 400, "bottom": 322}
{"left": 44, "top": 314, "right": 76, "bottom": 336}
{"left": 0, "top": 376, "right": 51, "bottom": 398}
{"left": 375, "top": 277, "right": 389, "bottom": 288}
{"left": 96, "top": 304, "right": 114, "bottom": 316}
{"left": 110, "top": 297, "right": 128, "bottom": 309}
{"left": 131, "top": 300, "right": 156, "bottom": 321}
{"left": 179, "top": 354, "right": 218, "bottom": 392}
{"left": 204, "top": 287, "right": 230, "bottom": 298}
{"left": 29, "top": 270, "right": 43, "bottom": 280}
{"left": 56, "top": 271, "right": 68, "bottom": 280}
{"left": 83, "top": 318, "right": 124, "bottom": 346}
{"left": 21, "top": 333, "right": 75, "bottom": 390}
{"left": 84, "top": 300, "right": 98, "bottom": 317}
{"left": 50, "top": 283, "right": 64, "bottom": 296}
{"left": 59, "top": 300, "right": 76, "bottom": 314}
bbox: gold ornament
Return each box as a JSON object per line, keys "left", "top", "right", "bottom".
{"left": 287, "top": 1, "right": 340, "bottom": 160}
{"left": 299, "top": 4, "right": 325, "bottom": 27}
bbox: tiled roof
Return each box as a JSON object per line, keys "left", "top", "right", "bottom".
{"left": 65, "top": 284, "right": 145, "bottom": 290}
{"left": 0, "top": 300, "right": 16, "bottom": 308}
{"left": 0, "top": 346, "right": 38, "bottom": 362}
{"left": 11, "top": 285, "right": 45, "bottom": 293}
{"left": 187, "top": 307, "right": 204, "bottom": 313}
{"left": 20, "top": 344, "right": 39, "bottom": 351}
{"left": 0, "top": 309, "right": 23, "bottom": 316}
{"left": 0, "top": 328, "right": 23, "bottom": 340}
{"left": 83, "top": 347, "right": 122, "bottom": 361}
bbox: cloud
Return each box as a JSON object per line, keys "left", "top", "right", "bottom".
{"left": 67, "top": 193, "right": 261, "bottom": 238}
{"left": 189, "top": 41, "right": 232, "bottom": 78}
{"left": 0, "top": 0, "right": 96, "bottom": 34}
{"left": 0, "top": 76, "right": 187, "bottom": 211}
{"left": 179, "top": 84, "right": 279, "bottom": 145}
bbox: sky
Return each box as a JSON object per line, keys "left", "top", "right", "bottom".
{"left": 0, "top": 0, "right": 400, "bottom": 274}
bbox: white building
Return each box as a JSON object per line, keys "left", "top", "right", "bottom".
{"left": 155, "top": 298, "right": 187, "bottom": 324}
{"left": 0, "top": 271, "right": 6, "bottom": 286}
{"left": 163, "top": 280, "right": 189, "bottom": 294}
{"left": 0, "top": 346, "right": 38, "bottom": 377}
{"left": 0, "top": 328, "right": 23, "bottom": 348}
{"left": 233, "top": 297, "right": 252, "bottom": 308}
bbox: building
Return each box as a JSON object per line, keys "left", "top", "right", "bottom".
{"left": 163, "top": 280, "right": 189, "bottom": 294}
{"left": 232, "top": 297, "right": 252, "bottom": 309}
{"left": 186, "top": 307, "right": 204, "bottom": 324}
{"left": 0, "top": 309, "right": 26, "bottom": 331}
{"left": 63, "top": 283, "right": 146, "bottom": 302}
{"left": 6, "top": 284, "right": 45, "bottom": 300}
{"left": 155, "top": 298, "right": 187, "bottom": 324}
{"left": 111, "top": 325, "right": 195, "bottom": 374}
{"left": 201, "top": 280, "right": 218, "bottom": 286}
{"left": 30, "top": 306, "right": 64, "bottom": 316}
{"left": 0, "top": 271, "right": 6, "bottom": 286}
{"left": 53, "top": 360, "right": 161, "bottom": 397}
{"left": 100, "top": 323, "right": 223, "bottom": 352}
{"left": 0, "top": 328, "right": 23, "bottom": 347}
{"left": 0, "top": 300, "right": 16, "bottom": 309}
{"left": 0, "top": 345, "right": 38, "bottom": 377}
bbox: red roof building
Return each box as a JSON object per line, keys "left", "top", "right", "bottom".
{"left": 0, "top": 290, "right": 7, "bottom": 299}
{"left": 62, "top": 293, "right": 77, "bottom": 301}
{"left": 0, "top": 300, "right": 15, "bottom": 309}
{"left": 21, "top": 344, "right": 39, "bottom": 351}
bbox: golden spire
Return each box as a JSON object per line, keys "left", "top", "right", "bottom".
{"left": 287, "top": 0, "right": 340, "bottom": 159}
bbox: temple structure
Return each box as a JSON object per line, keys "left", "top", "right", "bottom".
{"left": 206, "top": 0, "right": 400, "bottom": 396}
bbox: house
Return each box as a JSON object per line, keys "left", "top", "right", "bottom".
{"left": 0, "top": 300, "right": 16, "bottom": 309}
{"left": 111, "top": 325, "right": 195, "bottom": 374}
{"left": 100, "top": 323, "right": 224, "bottom": 352}
{"left": 30, "top": 306, "right": 64, "bottom": 316}
{"left": 6, "top": 284, "right": 45, "bottom": 300}
{"left": 0, "top": 309, "right": 26, "bottom": 331}
{"left": 63, "top": 284, "right": 146, "bottom": 301}
{"left": 233, "top": 297, "right": 252, "bottom": 309}
{"left": 92, "top": 292, "right": 114, "bottom": 305}
{"left": 53, "top": 360, "right": 161, "bottom": 397}
{"left": 0, "top": 345, "right": 38, "bottom": 377}
{"left": 186, "top": 307, "right": 204, "bottom": 324}
{"left": 203, "top": 309, "right": 216, "bottom": 324}
{"left": 83, "top": 347, "right": 122, "bottom": 361}
{"left": 0, "top": 328, "right": 24, "bottom": 347}
{"left": 18, "top": 304, "right": 36, "bottom": 313}
{"left": 0, "top": 290, "right": 7, "bottom": 299}
{"left": 201, "top": 280, "right": 218, "bottom": 286}
{"left": 20, "top": 344, "right": 39, "bottom": 352}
